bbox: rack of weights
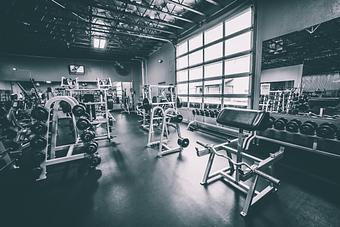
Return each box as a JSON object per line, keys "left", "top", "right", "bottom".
{"left": 259, "top": 88, "right": 308, "bottom": 114}
{"left": 256, "top": 113, "right": 340, "bottom": 159}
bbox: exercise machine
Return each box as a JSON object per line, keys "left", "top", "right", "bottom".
{"left": 195, "top": 108, "right": 284, "bottom": 216}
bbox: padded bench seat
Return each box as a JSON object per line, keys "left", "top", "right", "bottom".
{"left": 216, "top": 108, "right": 269, "bottom": 131}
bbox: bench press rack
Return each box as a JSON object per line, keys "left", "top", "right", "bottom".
{"left": 196, "top": 108, "right": 284, "bottom": 216}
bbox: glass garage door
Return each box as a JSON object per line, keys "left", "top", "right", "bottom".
{"left": 176, "top": 7, "right": 254, "bottom": 109}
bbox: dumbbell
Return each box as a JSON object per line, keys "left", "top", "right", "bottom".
{"left": 316, "top": 123, "right": 337, "bottom": 139}
{"left": 286, "top": 119, "right": 302, "bottom": 133}
{"left": 273, "top": 118, "right": 288, "bottom": 130}
{"left": 33, "top": 151, "right": 46, "bottom": 165}
{"left": 209, "top": 110, "right": 215, "bottom": 118}
{"left": 199, "top": 109, "right": 204, "bottom": 116}
{"left": 267, "top": 117, "right": 276, "bottom": 128}
{"left": 31, "top": 106, "right": 49, "bottom": 122}
{"left": 76, "top": 117, "right": 91, "bottom": 130}
{"left": 172, "top": 114, "right": 183, "bottom": 123}
{"left": 195, "top": 109, "right": 199, "bottom": 116}
{"left": 204, "top": 109, "right": 210, "bottom": 117}
{"left": 300, "top": 121, "right": 318, "bottom": 135}
{"left": 88, "top": 155, "right": 101, "bottom": 168}
{"left": 177, "top": 137, "right": 190, "bottom": 148}
{"left": 32, "top": 166, "right": 43, "bottom": 179}
{"left": 85, "top": 141, "right": 98, "bottom": 154}
{"left": 30, "top": 135, "right": 48, "bottom": 150}
{"left": 192, "top": 109, "right": 196, "bottom": 116}
{"left": 59, "top": 101, "right": 72, "bottom": 113}
{"left": 214, "top": 110, "right": 219, "bottom": 118}
{"left": 72, "top": 104, "right": 86, "bottom": 117}
{"left": 80, "top": 129, "right": 96, "bottom": 142}
{"left": 30, "top": 122, "right": 48, "bottom": 135}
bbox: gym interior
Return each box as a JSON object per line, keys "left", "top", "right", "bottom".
{"left": 1, "top": 0, "right": 340, "bottom": 226}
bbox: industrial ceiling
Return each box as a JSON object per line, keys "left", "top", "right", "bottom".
{"left": 0, "top": 0, "right": 246, "bottom": 61}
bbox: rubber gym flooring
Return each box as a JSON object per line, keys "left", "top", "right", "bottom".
{"left": 1, "top": 113, "right": 340, "bottom": 227}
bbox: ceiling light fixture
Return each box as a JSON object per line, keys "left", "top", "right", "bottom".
{"left": 93, "top": 37, "right": 107, "bottom": 49}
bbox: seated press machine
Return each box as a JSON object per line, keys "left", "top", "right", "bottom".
{"left": 196, "top": 108, "right": 284, "bottom": 216}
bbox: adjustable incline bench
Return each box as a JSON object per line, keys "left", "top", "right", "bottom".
{"left": 196, "top": 108, "right": 284, "bottom": 216}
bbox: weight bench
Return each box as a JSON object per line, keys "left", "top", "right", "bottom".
{"left": 196, "top": 108, "right": 284, "bottom": 217}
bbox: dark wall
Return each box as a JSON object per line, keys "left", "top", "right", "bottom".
{"left": 146, "top": 43, "right": 176, "bottom": 85}
{"left": 0, "top": 54, "right": 142, "bottom": 96}
{"left": 253, "top": 0, "right": 340, "bottom": 108}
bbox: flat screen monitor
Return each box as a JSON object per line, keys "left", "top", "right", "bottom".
{"left": 69, "top": 64, "right": 85, "bottom": 75}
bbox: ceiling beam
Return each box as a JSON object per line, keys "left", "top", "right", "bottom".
{"left": 88, "top": 27, "right": 172, "bottom": 43}
{"left": 105, "top": 0, "right": 194, "bottom": 23}
{"left": 91, "top": 2, "right": 184, "bottom": 29}
{"left": 204, "top": 0, "right": 219, "bottom": 6}
{"left": 164, "top": 0, "right": 205, "bottom": 16}
{"left": 42, "top": 11, "right": 175, "bottom": 40}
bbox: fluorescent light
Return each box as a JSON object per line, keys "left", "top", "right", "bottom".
{"left": 93, "top": 38, "right": 100, "bottom": 48}
{"left": 46, "top": 81, "right": 52, "bottom": 84}
{"left": 99, "top": 39, "right": 106, "bottom": 49}
{"left": 93, "top": 37, "right": 106, "bottom": 49}
{"left": 12, "top": 67, "right": 17, "bottom": 71}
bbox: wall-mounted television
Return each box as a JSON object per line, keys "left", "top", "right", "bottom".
{"left": 69, "top": 64, "right": 85, "bottom": 75}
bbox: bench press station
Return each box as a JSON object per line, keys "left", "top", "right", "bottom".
{"left": 196, "top": 108, "right": 284, "bottom": 216}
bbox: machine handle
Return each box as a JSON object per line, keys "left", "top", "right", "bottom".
{"left": 195, "top": 147, "right": 210, "bottom": 157}
{"left": 254, "top": 169, "right": 280, "bottom": 185}
{"left": 196, "top": 140, "right": 209, "bottom": 148}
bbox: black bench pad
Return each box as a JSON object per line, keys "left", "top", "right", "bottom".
{"left": 216, "top": 108, "right": 269, "bottom": 131}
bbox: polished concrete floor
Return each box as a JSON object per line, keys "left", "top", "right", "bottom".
{"left": 1, "top": 113, "right": 340, "bottom": 227}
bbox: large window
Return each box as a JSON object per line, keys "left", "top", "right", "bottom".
{"left": 176, "top": 6, "right": 254, "bottom": 109}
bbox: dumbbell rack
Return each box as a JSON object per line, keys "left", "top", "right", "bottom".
{"left": 147, "top": 106, "right": 170, "bottom": 147}
{"left": 187, "top": 107, "right": 240, "bottom": 138}
{"left": 157, "top": 108, "right": 189, "bottom": 158}
{"left": 140, "top": 85, "right": 177, "bottom": 130}
{"left": 66, "top": 88, "right": 112, "bottom": 142}
{"left": 37, "top": 96, "right": 98, "bottom": 181}
{"left": 256, "top": 113, "right": 340, "bottom": 159}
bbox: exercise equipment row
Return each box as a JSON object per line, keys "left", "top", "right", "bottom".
{"left": 268, "top": 117, "right": 340, "bottom": 139}
{"left": 192, "top": 108, "right": 219, "bottom": 118}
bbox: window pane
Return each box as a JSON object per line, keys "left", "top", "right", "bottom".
{"left": 204, "top": 80, "right": 222, "bottom": 95}
{"left": 176, "top": 41, "right": 188, "bottom": 56}
{"left": 225, "top": 8, "right": 252, "bottom": 36}
{"left": 178, "top": 96, "right": 188, "bottom": 107}
{"left": 204, "top": 23, "right": 223, "bottom": 44}
{"left": 176, "top": 70, "right": 188, "bottom": 82}
{"left": 204, "top": 97, "right": 222, "bottom": 105}
{"left": 177, "top": 83, "right": 188, "bottom": 95}
{"left": 189, "top": 33, "right": 203, "bottom": 51}
{"left": 189, "top": 81, "right": 203, "bottom": 95}
{"left": 189, "top": 97, "right": 202, "bottom": 105}
{"left": 225, "top": 31, "right": 252, "bottom": 56}
{"left": 189, "top": 50, "right": 203, "bottom": 66}
{"left": 189, "top": 66, "right": 203, "bottom": 81}
{"left": 177, "top": 55, "right": 188, "bottom": 70}
{"left": 225, "top": 54, "right": 251, "bottom": 75}
{"left": 224, "top": 76, "right": 250, "bottom": 94}
{"left": 205, "top": 62, "right": 223, "bottom": 79}
{"left": 223, "top": 97, "right": 248, "bottom": 108}
{"left": 204, "top": 42, "right": 223, "bottom": 62}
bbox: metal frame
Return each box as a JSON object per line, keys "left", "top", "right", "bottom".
{"left": 196, "top": 130, "right": 284, "bottom": 216}
{"left": 141, "top": 84, "right": 177, "bottom": 131}
{"left": 157, "top": 108, "right": 185, "bottom": 157}
{"left": 176, "top": 6, "right": 255, "bottom": 111}
{"left": 38, "top": 96, "right": 92, "bottom": 180}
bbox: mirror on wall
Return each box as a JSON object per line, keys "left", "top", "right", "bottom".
{"left": 260, "top": 16, "right": 340, "bottom": 117}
